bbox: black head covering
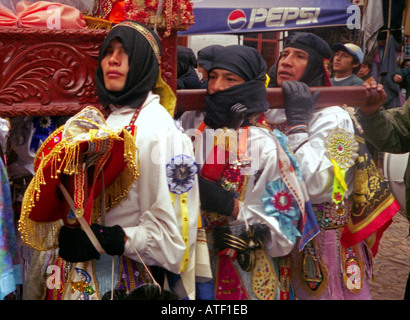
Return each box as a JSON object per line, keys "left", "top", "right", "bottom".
{"left": 197, "top": 45, "right": 223, "bottom": 72}
{"left": 95, "top": 21, "right": 161, "bottom": 109}
{"left": 268, "top": 32, "right": 332, "bottom": 87}
{"left": 176, "top": 46, "right": 202, "bottom": 89}
{"left": 177, "top": 46, "right": 197, "bottom": 78}
{"left": 204, "top": 45, "right": 269, "bottom": 129}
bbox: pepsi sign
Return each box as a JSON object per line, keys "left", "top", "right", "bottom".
{"left": 228, "top": 7, "right": 321, "bottom": 31}
{"left": 248, "top": 7, "right": 320, "bottom": 28}
{"left": 179, "top": 0, "right": 355, "bottom": 35}
{"left": 227, "top": 9, "right": 247, "bottom": 31}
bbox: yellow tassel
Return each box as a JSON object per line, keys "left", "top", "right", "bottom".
{"left": 153, "top": 69, "right": 177, "bottom": 117}
{"left": 18, "top": 121, "right": 141, "bottom": 251}
{"left": 330, "top": 158, "right": 347, "bottom": 205}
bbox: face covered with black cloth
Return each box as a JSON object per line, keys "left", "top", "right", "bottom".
{"left": 203, "top": 45, "right": 269, "bottom": 129}
{"left": 199, "top": 45, "right": 269, "bottom": 218}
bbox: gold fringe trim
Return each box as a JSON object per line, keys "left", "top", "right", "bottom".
{"left": 19, "top": 125, "right": 140, "bottom": 251}
{"left": 91, "top": 127, "right": 140, "bottom": 222}
{"left": 19, "top": 216, "right": 63, "bottom": 251}
{"left": 84, "top": 16, "right": 113, "bottom": 29}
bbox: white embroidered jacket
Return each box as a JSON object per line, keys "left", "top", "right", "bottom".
{"left": 104, "top": 92, "right": 199, "bottom": 275}
{"left": 265, "top": 106, "right": 356, "bottom": 204}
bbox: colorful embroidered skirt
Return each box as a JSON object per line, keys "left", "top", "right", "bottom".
{"left": 291, "top": 228, "right": 373, "bottom": 300}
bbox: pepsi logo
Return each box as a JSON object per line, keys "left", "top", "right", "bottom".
{"left": 227, "top": 9, "right": 247, "bottom": 31}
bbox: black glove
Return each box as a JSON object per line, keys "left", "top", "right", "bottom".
{"left": 238, "top": 223, "right": 271, "bottom": 246}
{"left": 283, "top": 81, "right": 320, "bottom": 127}
{"left": 212, "top": 226, "right": 233, "bottom": 251}
{"left": 91, "top": 224, "right": 125, "bottom": 256}
{"left": 227, "top": 103, "right": 247, "bottom": 129}
{"left": 198, "top": 175, "right": 235, "bottom": 217}
{"left": 58, "top": 224, "right": 125, "bottom": 262}
{"left": 236, "top": 224, "right": 271, "bottom": 272}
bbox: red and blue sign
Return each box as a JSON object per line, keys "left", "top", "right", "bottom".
{"left": 180, "top": 0, "right": 355, "bottom": 35}
{"left": 227, "top": 9, "right": 247, "bottom": 31}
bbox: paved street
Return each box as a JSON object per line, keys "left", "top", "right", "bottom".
{"left": 368, "top": 211, "right": 410, "bottom": 300}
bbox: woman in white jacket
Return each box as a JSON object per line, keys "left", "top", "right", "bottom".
{"left": 21, "top": 21, "right": 200, "bottom": 300}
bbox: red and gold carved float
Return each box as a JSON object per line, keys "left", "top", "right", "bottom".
{"left": 0, "top": 1, "right": 377, "bottom": 117}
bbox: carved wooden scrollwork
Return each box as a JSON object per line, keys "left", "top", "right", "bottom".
{"left": 0, "top": 28, "right": 108, "bottom": 117}
{"left": 0, "top": 43, "right": 97, "bottom": 104}
{"left": 0, "top": 27, "right": 177, "bottom": 117}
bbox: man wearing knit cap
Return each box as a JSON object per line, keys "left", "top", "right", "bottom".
{"left": 196, "top": 45, "right": 222, "bottom": 89}
{"left": 266, "top": 32, "right": 397, "bottom": 300}
{"left": 330, "top": 43, "right": 364, "bottom": 86}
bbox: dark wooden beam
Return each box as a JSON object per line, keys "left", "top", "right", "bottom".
{"left": 176, "top": 86, "right": 380, "bottom": 112}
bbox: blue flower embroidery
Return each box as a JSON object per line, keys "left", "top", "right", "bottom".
{"left": 261, "top": 179, "right": 301, "bottom": 243}
{"left": 166, "top": 154, "right": 198, "bottom": 194}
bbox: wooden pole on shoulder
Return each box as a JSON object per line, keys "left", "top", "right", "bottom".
{"left": 176, "top": 86, "right": 380, "bottom": 112}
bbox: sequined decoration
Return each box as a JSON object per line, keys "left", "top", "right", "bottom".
{"left": 313, "top": 201, "right": 352, "bottom": 229}
{"left": 325, "top": 127, "right": 358, "bottom": 169}
{"left": 71, "top": 268, "right": 95, "bottom": 300}
{"left": 215, "top": 254, "right": 249, "bottom": 300}
{"left": 324, "top": 128, "right": 358, "bottom": 206}
{"left": 202, "top": 211, "right": 229, "bottom": 229}
{"left": 251, "top": 249, "right": 278, "bottom": 300}
{"left": 220, "top": 160, "right": 245, "bottom": 194}
{"left": 96, "top": 0, "right": 115, "bottom": 19}
{"left": 342, "top": 246, "right": 363, "bottom": 293}
{"left": 302, "top": 242, "right": 325, "bottom": 292}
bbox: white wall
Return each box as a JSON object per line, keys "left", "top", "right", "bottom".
{"left": 187, "top": 34, "right": 243, "bottom": 56}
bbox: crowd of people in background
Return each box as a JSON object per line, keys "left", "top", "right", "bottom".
{"left": 177, "top": 35, "right": 410, "bottom": 105}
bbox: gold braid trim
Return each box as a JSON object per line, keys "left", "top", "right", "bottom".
{"left": 19, "top": 126, "right": 72, "bottom": 250}
{"left": 19, "top": 216, "right": 64, "bottom": 251}
{"left": 18, "top": 125, "right": 140, "bottom": 251}
{"left": 91, "top": 127, "right": 140, "bottom": 222}
{"left": 292, "top": 238, "right": 329, "bottom": 298}
{"left": 113, "top": 21, "right": 161, "bottom": 60}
